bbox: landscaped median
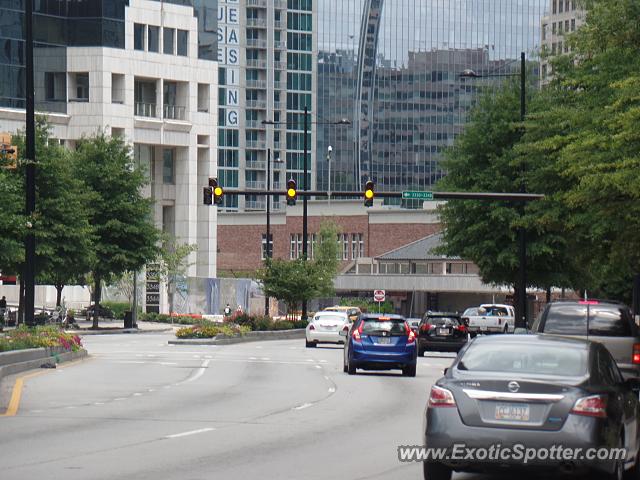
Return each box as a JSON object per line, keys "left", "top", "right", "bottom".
{"left": 0, "top": 326, "right": 88, "bottom": 381}
{"left": 169, "top": 313, "right": 307, "bottom": 345}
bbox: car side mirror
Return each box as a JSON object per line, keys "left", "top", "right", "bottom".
{"left": 339, "top": 329, "right": 348, "bottom": 337}
{"left": 624, "top": 377, "right": 640, "bottom": 391}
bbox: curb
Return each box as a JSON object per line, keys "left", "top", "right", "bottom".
{"left": 0, "top": 349, "right": 88, "bottom": 383}
{"left": 168, "top": 329, "right": 306, "bottom": 346}
{"left": 67, "top": 327, "right": 174, "bottom": 336}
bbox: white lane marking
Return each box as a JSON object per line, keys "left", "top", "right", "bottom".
{"left": 324, "top": 376, "right": 329, "bottom": 380}
{"left": 328, "top": 387, "right": 336, "bottom": 393}
{"left": 146, "top": 354, "right": 157, "bottom": 358}
{"left": 159, "top": 362, "right": 178, "bottom": 366}
{"left": 192, "top": 355, "right": 200, "bottom": 359}
{"left": 114, "top": 398, "right": 126, "bottom": 401}
{"left": 306, "top": 359, "right": 314, "bottom": 362}
{"left": 249, "top": 357, "right": 258, "bottom": 360}
{"left": 133, "top": 393, "right": 143, "bottom": 397}
{"left": 315, "top": 365, "right": 322, "bottom": 369}
{"left": 165, "top": 428, "right": 215, "bottom": 439}
{"left": 94, "top": 402, "right": 105, "bottom": 406}
{"left": 319, "top": 360, "right": 328, "bottom": 363}
{"left": 148, "top": 389, "right": 155, "bottom": 392}
{"left": 31, "top": 410, "right": 43, "bottom": 413}
{"left": 261, "top": 357, "right": 270, "bottom": 361}
{"left": 293, "top": 403, "right": 313, "bottom": 411}
{"left": 135, "top": 354, "right": 143, "bottom": 357}
{"left": 205, "top": 355, "right": 213, "bottom": 359}
{"left": 175, "top": 359, "right": 210, "bottom": 385}
{"left": 65, "top": 406, "right": 77, "bottom": 409}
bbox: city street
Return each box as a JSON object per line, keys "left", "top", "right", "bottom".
{"left": 0, "top": 334, "right": 568, "bottom": 480}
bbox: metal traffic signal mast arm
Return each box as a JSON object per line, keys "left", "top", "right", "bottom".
{"left": 219, "top": 190, "right": 544, "bottom": 202}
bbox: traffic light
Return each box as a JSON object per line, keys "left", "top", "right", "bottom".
{"left": 209, "top": 177, "right": 224, "bottom": 205}
{"left": 364, "top": 180, "right": 375, "bottom": 207}
{"left": 286, "top": 178, "right": 297, "bottom": 206}
{"left": 203, "top": 186, "right": 213, "bottom": 205}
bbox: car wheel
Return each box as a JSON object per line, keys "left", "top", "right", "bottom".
{"left": 423, "top": 461, "right": 452, "bottom": 480}
{"left": 624, "top": 451, "right": 640, "bottom": 480}
{"left": 305, "top": 340, "right": 316, "bottom": 348}
{"left": 403, "top": 364, "right": 417, "bottom": 377}
{"left": 343, "top": 363, "right": 348, "bottom": 373}
{"left": 418, "top": 348, "right": 425, "bottom": 357}
{"left": 609, "top": 435, "right": 625, "bottom": 480}
{"left": 503, "top": 324, "right": 509, "bottom": 334}
{"left": 347, "top": 362, "right": 356, "bottom": 375}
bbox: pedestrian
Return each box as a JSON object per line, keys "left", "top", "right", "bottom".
{"left": 236, "top": 304, "right": 243, "bottom": 314}
{"left": 224, "top": 303, "right": 232, "bottom": 317}
{"left": 0, "top": 296, "right": 6, "bottom": 328}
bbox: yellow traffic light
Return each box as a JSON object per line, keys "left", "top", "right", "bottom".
{"left": 286, "top": 179, "right": 297, "bottom": 206}
{"left": 364, "top": 180, "right": 375, "bottom": 207}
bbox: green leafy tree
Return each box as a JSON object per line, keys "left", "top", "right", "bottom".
{"left": 314, "top": 220, "right": 341, "bottom": 297}
{"left": 257, "top": 259, "right": 319, "bottom": 317}
{"left": 158, "top": 239, "right": 197, "bottom": 315}
{"left": 73, "top": 132, "right": 160, "bottom": 327}
{"left": 0, "top": 165, "right": 23, "bottom": 272}
{"left": 437, "top": 80, "right": 577, "bottom": 296}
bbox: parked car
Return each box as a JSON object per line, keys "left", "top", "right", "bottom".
{"left": 460, "top": 307, "right": 477, "bottom": 327}
{"left": 531, "top": 299, "right": 640, "bottom": 379}
{"left": 466, "top": 304, "right": 515, "bottom": 335}
{"left": 324, "top": 305, "right": 361, "bottom": 323}
{"left": 305, "top": 311, "right": 351, "bottom": 348}
{"left": 341, "top": 313, "right": 417, "bottom": 376}
{"left": 423, "top": 334, "right": 640, "bottom": 480}
{"left": 418, "top": 312, "right": 468, "bottom": 355}
{"left": 407, "top": 318, "right": 421, "bottom": 335}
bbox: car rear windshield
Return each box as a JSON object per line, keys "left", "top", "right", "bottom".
{"left": 458, "top": 343, "right": 587, "bottom": 376}
{"left": 426, "top": 317, "right": 460, "bottom": 326}
{"left": 481, "top": 306, "right": 509, "bottom": 316}
{"left": 542, "top": 304, "right": 635, "bottom": 337}
{"left": 314, "top": 315, "right": 345, "bottom": 323}
{"left": 361, "top": 319, "right": 407, "bottom": 336}
{"left": 462, "top": 308, "right": 478, "bottom": 316}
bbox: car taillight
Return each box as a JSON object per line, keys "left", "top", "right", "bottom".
{"left": 456, "top": 325, "right": 467, "bottom": 333}
{"left": 352, "top": 324, "right": 363, "bottom": 341}
{"left": 309, "top": 324, "right": 315, "bottom": 331}
{"left": 342, "top": 325, "right": 349, "bottom": 332}
{"left": 420, "top": 323, "right": 432, "bottom": 332}
{"left": 428, "top": 385, "right": 456, "bottom": 408}
{"left": 633, "top": 344, "right": 640, "bottom": 365}
{"left": 570, "top": 395, "right": 607, "bottom": 418}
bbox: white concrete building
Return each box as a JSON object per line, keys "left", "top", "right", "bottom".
{"left": 0, "top": 0, "right": 218, "bottom": 313}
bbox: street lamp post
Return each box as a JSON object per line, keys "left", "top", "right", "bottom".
{"left": 264, "top": 148, "right": 283, "bottom": 316}
{"left": 327, "top": 145, "right": 333, "bottom": 207}
{"left": 262, "top": 115, "right": 350, "bottom": 321}
{"left": 460, "top": 51, "right": 528, "bottom": 329}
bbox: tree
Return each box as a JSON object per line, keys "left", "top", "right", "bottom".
{"left": 437, "top": 79, "right": 578, "bottom": 294}
{"left": 158, "top": 239, "right": 197, "bottom": 315}
{"left": 314, "top": 219, "right": 341, "bottom": 297}
{"left": 516, "top": 0, "right": 640, "bottom": 301}
{"left": 257, "top": 259, "right": 319, "bottom": 317}
{"left": 0, "top": 165, "right": 24, "bottom": 273}
{"left": 73, "top": 132, "right": 160, "bottom": 328}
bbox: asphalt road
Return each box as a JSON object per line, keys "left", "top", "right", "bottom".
{"left": 0, "top": 334, "right": 559, "bottom": 480}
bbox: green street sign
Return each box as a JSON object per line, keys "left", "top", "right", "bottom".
{"left": 402, "top": 191, "right": 434, "bottom": 200}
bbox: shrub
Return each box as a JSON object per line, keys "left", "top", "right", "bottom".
{"left": 272, "top": 320, "right": 295, "bottom": 330}
{"left": 102, "top": 301, "right": 131, "bottom": 320}
{"left": 0, "top": 326, "right": 83, "bottom": 352}
{"left": 175, "top": 322, "right": 250, "bottom": 339}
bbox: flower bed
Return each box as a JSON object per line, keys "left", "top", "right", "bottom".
{"left": 223, "top": 312, "right": 308, "bottom": 331}
{"left": 175, "top": 322, "right": 251, "bottom": 339}
{"left": 0, "top": 326, "right": 83, "bottom": 353}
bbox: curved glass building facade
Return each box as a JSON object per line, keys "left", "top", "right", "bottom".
{"left": 316, "top": 0, "right": 547, "bottom": 196}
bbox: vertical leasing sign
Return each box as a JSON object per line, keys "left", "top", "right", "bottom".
{"left": 218, "top": 0, "right": 240, "bottom": 127}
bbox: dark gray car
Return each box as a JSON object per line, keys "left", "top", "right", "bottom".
{"left": 423, "top": 335, "right": 640, "bottom": 480}
{"left": 531, "top": 300, "right": 640, "bottom": 379}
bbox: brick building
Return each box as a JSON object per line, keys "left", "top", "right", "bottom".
{"left": 217, "top": 199, "right": 441, "bottom": 273}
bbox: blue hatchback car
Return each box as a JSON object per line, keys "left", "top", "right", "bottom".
{"left": 341, "top": 314, "right": 418, "bottom": 377}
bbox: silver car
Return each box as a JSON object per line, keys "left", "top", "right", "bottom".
{"left": 305, "top": 311, "right": 350, "bottom": 348}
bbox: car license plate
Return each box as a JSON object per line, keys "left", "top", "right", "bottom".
{"left": 377, "top": 337, "right": 391, "bottom": 344}
{"left": 495, "top": 403, "right": 530, "bottom": 421}
{"left": 438, "top": 328, "right": 450, "bottom": 336}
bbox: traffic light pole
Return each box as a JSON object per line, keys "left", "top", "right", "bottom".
{"left": 265, "top": 148, "right": 271, "bottom": 316}
{"left": 24, "top": 0, "right": 36, "bottom": 326}
{"left": 302, "top": 107, "right": 309, "bottom": 321}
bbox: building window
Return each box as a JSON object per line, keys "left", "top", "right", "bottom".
{"left": 134, "top": 23, "right": 145, "bottom": 50}
{"left": 290, "top": 234, "right": 303, "bottom": 259}
{"left": 148, "top": 25, "right": 159, "bottom": 52}
{"left": 45, "top": 72, "right": 65, "bottom": 101}
{"left": 553, "top": 0, "right": 557, "bottom": 14}
{"left": 340, "top": 234, "right": 349, "bottom": 260}
{"left": 73, "top": 72, "right": 89, "bottom": 101}
{"left": 163, "top": 27, "right": 175, "bottom": 54}
{"left": 163, "top": 148, "right": 175, "bottom": 184}
{"left": 177, "top": 30, "right": 188, "bottom": 56}
{"left": 571, "top": 19, "right": 576, "bottom": 31}
{"left": 261, "top": 234, "right": 273, "bottom": 260}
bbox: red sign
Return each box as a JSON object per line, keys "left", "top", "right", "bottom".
{"left": 373, "top": 290, "right": 385, "bottom": 302}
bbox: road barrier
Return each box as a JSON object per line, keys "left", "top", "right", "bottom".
{"left": 0, "top": 347, "right": 88, "bottom": 382}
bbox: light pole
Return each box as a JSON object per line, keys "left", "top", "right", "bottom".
{"left": 460, "top": 51, "right": 528, "bottom": 329}
{"left": 327, "top": 145, "right": 333, "bottom": 207}
{"left": 264, "top": 148, "right": 283, "bottom": 316}
{"left": 262, "top": 115, "right": 350, "bottom": 320}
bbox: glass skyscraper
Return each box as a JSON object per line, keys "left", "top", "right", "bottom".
{"left": 316, "top": 0, "right": 547, "bottom": 197}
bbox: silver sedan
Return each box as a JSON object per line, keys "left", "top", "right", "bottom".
{"left": 306, "top": 311, "right": 350, "bottom": 348}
